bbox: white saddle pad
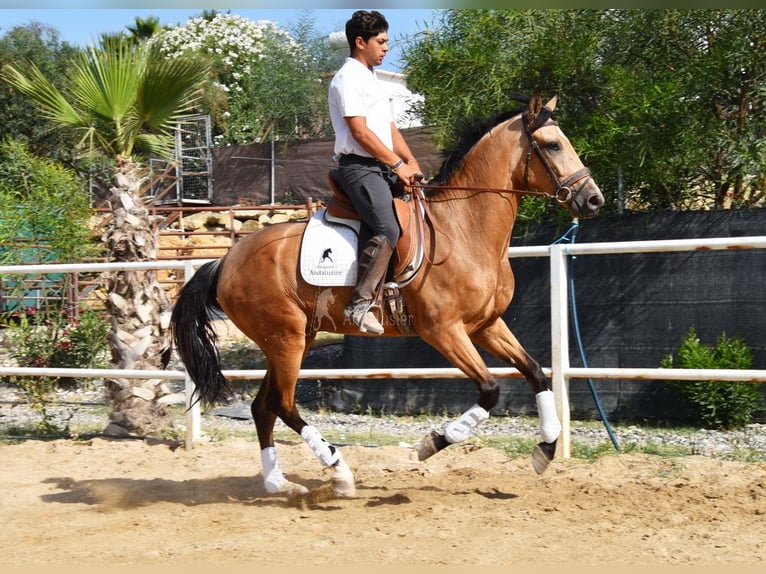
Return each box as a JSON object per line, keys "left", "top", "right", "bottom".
{"left": 300, "top": 210, "right": 359, "bottom": 287}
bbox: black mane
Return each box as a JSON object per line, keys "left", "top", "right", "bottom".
{"left": 429, "top": 107, "right": 525, "bottom": 186}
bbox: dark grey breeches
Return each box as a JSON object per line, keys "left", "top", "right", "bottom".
{"left": 337, "top": 154, "right": 401, "bottom": 248}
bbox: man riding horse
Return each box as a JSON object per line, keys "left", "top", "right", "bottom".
{"left": 328, "top": 10, "right": 424, "bottom": 335}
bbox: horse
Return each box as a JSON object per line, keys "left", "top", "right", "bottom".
{"left": 170, "top": 94, "right": 604, "bottom": 498}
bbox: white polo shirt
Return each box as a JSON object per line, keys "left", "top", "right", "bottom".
{"left": 329, "top": 57, "right": 394, "bottom": 158}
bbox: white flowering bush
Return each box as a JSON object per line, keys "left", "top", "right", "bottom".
{"left": 150, "top": 13, "right": 327, "bottom": 145}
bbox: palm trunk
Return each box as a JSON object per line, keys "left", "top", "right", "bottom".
{"left": 101, "top": 157, "right": 173, "bottom": 436}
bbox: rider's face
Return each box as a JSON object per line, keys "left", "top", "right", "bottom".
{"left": 356, "top": 32, "right": 389, "bottom": 68}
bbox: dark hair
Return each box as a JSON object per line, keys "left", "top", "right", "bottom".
{"left": 345, "top": 10, "right": 389, "bottom": 54}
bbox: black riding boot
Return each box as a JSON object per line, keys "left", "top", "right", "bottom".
{"left": 345, "top": 235, "right": 394, "bottom": 335}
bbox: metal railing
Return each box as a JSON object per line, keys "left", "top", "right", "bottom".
{"left": 1, "top": 235, "right": 765, "bottom": 454}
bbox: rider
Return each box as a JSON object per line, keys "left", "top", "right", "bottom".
{"left": 328, "top": 10, "right": 423, "bottom": 335}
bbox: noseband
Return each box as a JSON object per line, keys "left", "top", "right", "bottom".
{"left": 522, "top": 113, "right": 592, "bottom": 206}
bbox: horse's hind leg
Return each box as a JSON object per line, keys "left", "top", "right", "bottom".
{"left": 251, "top": 370, "right": 309, "bottom": 496}
{"left": 471, "top": 318, "right": 561, "bottom": 474}
{"left": 255, "top": 335, "right": 356, "bottom": 497}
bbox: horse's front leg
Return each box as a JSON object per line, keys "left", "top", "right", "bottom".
{"left": 471, "top": 318, "right": 561, "bottom": 474}
{"left": 416, "top": 327, "right": 498, "bottom": 461}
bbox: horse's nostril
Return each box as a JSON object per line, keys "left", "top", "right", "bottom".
{"left": 589, "top": 192, "right": 605, "bottom": 208}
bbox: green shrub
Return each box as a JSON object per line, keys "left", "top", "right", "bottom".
{"left": 2, "top": 308, "right": 110, "bottom": 434}
{"left": 5, "top": 307, "right": 109, "bottom": 374}
{"left": 662, "top": 327, "right": 762, "bottom": 430}
{"left": 0, "top": 138, "right": 100, "bottom": 433}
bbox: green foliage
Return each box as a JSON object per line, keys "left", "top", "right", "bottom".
{"left": 0, "top": 22, "right": 81, "bottom": 163}
{"left": 150, "top": 12, "right": 332, "bottom": 145}
{"left": 0, "top": 138, "right": 93, "bottom": 265}
{"left": 0, "top": 139, "right": 104, "bottom": 431}
{"left": 50, "top": 309, "right": 111, "bottom": 371}
{"left": 1, "top": 36, "right": 211, "bottom": 163}
{"left": 662, "top": 328, "right": 763, "bottom": 430}
{"left": 403, "top": 9, "right": 766, "bottom": 212}
{"left": 2, "top": 308, "right": 110, "bottom": 434}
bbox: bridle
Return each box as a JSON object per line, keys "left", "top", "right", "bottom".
{"left": 416, "top": 111, "right": 593, "bottom": 208}
{"left": 521, "top": 111, "right": 593, "bottom": 206}
{"left": 407, "top": 109, "right": 596, "bottom": 265}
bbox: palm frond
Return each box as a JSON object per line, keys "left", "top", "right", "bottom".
{"left": 2, "top": 39, "right": 210, "bottom": 163}
{"left": 137, "top": 46, "right": 211, "bottom": 130}
{"left": 1, "top": 63, "right": 86, "bottom": 128}
{"left": 134, "top": 133, "right": 176, "bottom": 159}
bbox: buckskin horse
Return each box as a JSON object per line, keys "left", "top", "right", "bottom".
{"left": 170, "top": 94, "right": 604, "bottom": 497}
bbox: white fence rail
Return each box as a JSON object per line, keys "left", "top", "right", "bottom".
{"left": 2, "top": 236, "right": 765, "bottom": 454}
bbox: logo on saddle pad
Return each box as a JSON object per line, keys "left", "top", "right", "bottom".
{"left": 300, "top": 211, "right": 359, "bottom": 287}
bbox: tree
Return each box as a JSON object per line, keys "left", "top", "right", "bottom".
{"left": 150, "top": 12, "right": 332, "bottom": 145}
{"left": 595, "top": 10, "right": 766, "bottom": 210}
{"left": 402, "top": 9, "right": 766, "bottom": 213}
{"left": 126, "top": 16, "right": 163, "bottom": 44}
{"left": 401, "top": 10, "right": 605, "bottom": 224}
{"left": 0, "top": 139, "right": 102, "bottom": 432}
{"left": 0, "top": 138, "right": 93, "bottom": 266}
{"left": 1, "top": 38, "right": 211, "bottom": 436}
{"left": 0, "top": 22, "right": 80, "bottom": 163}
{"left": 98, "top": 15, "right": 165, "bottom": 50}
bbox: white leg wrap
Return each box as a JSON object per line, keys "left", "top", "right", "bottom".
{"left": 260, "top": 447, "right": 287, "bottom": 493}
{"left": 301, "top": 425, "right": 340, "bottom": 467}
{"left": 443, "top": 403, "right": 490, "bottom": 444}
{"left": 536, "top": 390, "right": 562, "bottom": 443}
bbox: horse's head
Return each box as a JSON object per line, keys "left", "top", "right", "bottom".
{"left": 520, "top": 94, "right": 604, "bottom": 219}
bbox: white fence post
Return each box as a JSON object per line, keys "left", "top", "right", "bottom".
{"left": 549, "top": 244, "right": 571, "bottom": 459}
{"left": 182, "top": 260, "right": 202, "bottom": 450}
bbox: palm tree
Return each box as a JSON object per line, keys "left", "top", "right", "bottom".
{"left": 1, "top": 38, "right": 210, "bottom": 436}
{"left": 126, "top": 16, "right": 163, "bottom": 44}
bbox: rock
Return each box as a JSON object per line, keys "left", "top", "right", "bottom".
{"left": 268, "top": 213, "right": 290, "bottom": 224}
{"left": 157, "top": 392, "right": 186, "bottom": 405}
{"left": 103, "top": 422, "right": 131, "bottom": 437}
{"left": 241, "top": 220, "right": 264, "bottom": 232}
{"left": 181, "top": 211, "right": 215, "bottom": 231}
{"left": 288, "top": 209, "right": 309, "bottom": 221}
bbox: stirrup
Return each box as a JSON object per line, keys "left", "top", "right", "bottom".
{"left": 345, "top": 303, "right": 384, "bottom": 335}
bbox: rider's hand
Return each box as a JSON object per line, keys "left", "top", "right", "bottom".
{"left": 398, "top": 159, "right": 424, "bottom": 186}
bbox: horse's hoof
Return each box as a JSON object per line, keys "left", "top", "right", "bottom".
{"left": 417, "top": 430, "right": 449, "bottom": 461}
{"left": 332, "top": 474, "right": 356, "bottom": 498}
{"left": 332, "top": 462, "right": 356, "bottom": 498}
{"left": 532, "top": 440, "right": 557, "bottom": 475}
{"left": 266, "top": 478, "right": 309, "bottom": 497}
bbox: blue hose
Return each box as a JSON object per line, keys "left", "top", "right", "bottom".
{"left": 554, "top": 220, "right": 620, "bottom": 451}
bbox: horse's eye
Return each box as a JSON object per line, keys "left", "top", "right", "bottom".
{"left": 545, "top": 142, "right": 561, "bottom": 152}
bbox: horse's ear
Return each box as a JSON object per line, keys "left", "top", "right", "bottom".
{"left": 528, "top": 92, "right": 543, "bottom": 125}
{"left": 545, "top": 95, "right": 558, "bottom": 113}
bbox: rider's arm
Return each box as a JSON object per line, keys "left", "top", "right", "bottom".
{"left": 345, "top": 116, "right": 422, "bottom": 184}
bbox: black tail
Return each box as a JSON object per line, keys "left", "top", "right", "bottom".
{"left": 169, "top": 259, "right": 231, "bottom": 407}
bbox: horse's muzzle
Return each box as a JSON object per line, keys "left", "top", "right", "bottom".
{"left": 570, "top": 178, "right": 604, "bottom": 219}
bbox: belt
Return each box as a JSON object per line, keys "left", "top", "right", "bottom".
{"left": 339, "top": 153, "right": 384, "bottom": 167}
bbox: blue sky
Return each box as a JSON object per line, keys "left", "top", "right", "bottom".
{"left": 0, "top": 8, "right": 440, "bottom": 72}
